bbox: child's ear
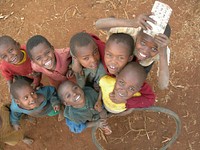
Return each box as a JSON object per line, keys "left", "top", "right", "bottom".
{"left": 15, "top": 99, "right": 21, "bottom": 105}
{"left": 128, "top": 55, "right": 134, "bottom": 62}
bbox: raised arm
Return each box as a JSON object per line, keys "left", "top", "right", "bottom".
{"left": 95, "top": 13, "right": 156, "bottom": 30}
{"left": 154, "top": 34, "right": 170, "bottom": 89}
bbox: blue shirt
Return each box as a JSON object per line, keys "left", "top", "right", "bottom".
{"left": 10, "top": 86, "right": 60, "bottom": 125}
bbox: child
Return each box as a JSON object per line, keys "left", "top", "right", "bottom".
{"left": 9, "top": 79, "right": 63, "bottom": 130}
{"left": 58, "top": 80, "right": 112, "bottom": 135}
{"left": 70, "top": 32, "right": 106, "bottom": 89}
{"left": 26, "top": 35, "right": 73, "bottom": 89}
{"left": 104, "top": 33, "right": 134, "bottom": 75}
{"left": 95, "top": 13, "right": 171, "bottom": 89}
{"left": 0, "top": 104, "right": 33, "bottom": 148}
{"left": 99, "top": 62, "right": 155, "bottom": 115}
{"left": 0, "top": 35, "right": 41, "bottom": 92}
{"left": 94, "top": 33, "right": 155, "bottom": 111}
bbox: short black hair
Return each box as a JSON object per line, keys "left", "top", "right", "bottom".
{"left": 70, "top": 32, "right": 95, "bottom": 56}
{"left": 26, "top": 35, "right": 53, "bottom": 59}
{"left": 0, "top": 35, "right": 19, "bottom": 49}
{"left": 10, "top": 79, "right": 31, "bottom": 99}
{"left": 106, "top": 33, "right": 135, "bottom": 56}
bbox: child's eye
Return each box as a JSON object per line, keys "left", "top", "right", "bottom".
{"left": 65, "top": 93, "right": 71, "bottom": 99}
{"left": 151, "top": 47, "right": 158, "bottom": 52}
{"left": 83, "top": 57, "right": 89, "bottom": 61}
{"left": 106, "top": 53, "right": 112, "bottom": 58}
{"left": 119, "top": 56, "right": 125, "bottom": 60}
{"left": 9, "top": 48, "right": 13, "bottom": 53}
{"left": 119, "top": 80, "right": 124, "bottom": 86}
{"left": 31, "top": 92, "right": 35, "bottom": 95}
{"left": 24, "top": 96, "right": 28, "bottom": 100}
{"left": 93, "top": 48, "right": 99, "bottom": 55}
{"left": 129, "top": 87, "right": 135, "bottom": 91}
{"left": 1, "top": 55, "right": 7, "bottom": 60}
{"left": 73, "top": 86, "right": 78, "bottom": 90}
{"left": 35, "top": 57, "right": 41, "bottom": 61}
{"left": 141, "top": 41, "right": 146, "bottom": 46}
{"left": 45, "top": 50, "right": 51, "bottom": 55}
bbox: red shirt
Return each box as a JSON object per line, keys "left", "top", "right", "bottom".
{"left": 0, "top": 45, "right": 41, "bottom": 86}
{"left": 126, "top": 82, "right": 156, "bottom": 108}
{"left": 31, "top": 48, "right": 72, "bottom": 88}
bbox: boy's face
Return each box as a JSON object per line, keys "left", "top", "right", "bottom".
{"left": 113, "top": 70, "right": 142, "bottom": 102}
{"left": 0, "top": 43, "right": 23, "bottom": 64}
{"left": 105, "top": 41, "right": 133, "bottom": 75}
{"left": 30, "top": 43, "right": 56, "bottom": 70}
{"left": 61, "top": 82, "right": 85, "bottom": 108}
{"left": 74, "top": 42, "right": 100, "bottom": 70}
{"left": 15, "top": 85, "right": 39, "bottom": 110}
{"left": 135, "top": 32, "right": 159, "bottom": 61}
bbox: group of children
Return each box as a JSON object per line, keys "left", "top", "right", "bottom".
{"left": 0, "top": 13, "right": 171, "bottom": 148}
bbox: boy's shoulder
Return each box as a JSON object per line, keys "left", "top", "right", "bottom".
{"left": 37, "top": 86, "right": 56, "bottom": 93}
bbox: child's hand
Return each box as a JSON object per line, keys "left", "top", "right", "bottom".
{"left": 13, "top": 124, "right": 21, "bottom": 131}
{"left": 53, "top": 105, "right": 60, "bottom": 112}
{"left": 94, "top": 100, "right": 103, "bottom": 112}
{"left": 66, "top": 69, "right": 74, "bottom": 78}
{"left": 135, "top": 13, "right": 156, "bottom": 30}
{"left": 93, "top": 82, "right": 100, "bottom": 91}
{"left": 72, "top": 58, "right": 84, "bottom": 75}
{"left": 154, "top": 33, "right": 169, "bottom": 55}
{"left": 97, "top": 119, "right": 107, "bottom": 128}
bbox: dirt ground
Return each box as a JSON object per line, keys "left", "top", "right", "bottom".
{"left": 0, "top": 0, "right": 199, "bottom": 149}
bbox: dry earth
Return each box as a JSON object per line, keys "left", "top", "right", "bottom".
{"left": 0, "top": 0, "right": 200, "bottom": 149}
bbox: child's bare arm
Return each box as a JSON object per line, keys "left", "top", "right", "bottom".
{"left": 95, "top": 13, "right": 156, "bottom": 30}
{"left": 94, "top": 90, "right": 103, "bottom": 112}
{"left": 71, "top": 58, "right": 83, "bottom": 75}
{"left": 154, "top": 34, "right": 170, "bottom": 89}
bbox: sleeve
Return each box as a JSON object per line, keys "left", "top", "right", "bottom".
{"left": 0, "top": 64, "right": 14, "bottom": 81}
{"left": 10, "top": 102, "right": 23, "bottom": 126}
{"left": 126, "top": 82, "right": 156, "bottom": 109}
{"left": 47, "top": 86, "right": 61, "bottom": 107}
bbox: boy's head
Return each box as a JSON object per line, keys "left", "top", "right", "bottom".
{"left": 26, "top": 35, "right": 56, "bottom": 70}
{"left": 10, "top": 79, "right": 39, "bottom": 110}
{"left": 113, "top": 62, "right": 147, "bottom": 102}
{"left": 105, "top": 33, "right": 134, "bottom": 75}
{"left": 0, "top": 35, "right": 23, "bottom": 64}
{"left": 70, "top": 32, "right": 100, "bottom": 70}
{"left": 58, "top": 80, "right": 85, "bottom": 108}
{"left": 135, "top": 24, "right": 171, "bottom": 61}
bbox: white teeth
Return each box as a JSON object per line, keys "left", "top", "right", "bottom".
{"left": 139, "top": 53, "right": 147, "bottom": 58}
{"left": 119, "top": 93, "right": 124, "bottom": 97}
{"left": 30, "top": 101, "right": 35, "bottom": 104}
{"left": 11, "top": 57, "right": 17, "bottom": 62}
{"left": 75, "top": 95, "right": 80, "bottom": 101}
{"left": 45, "top": 60, "right": 51, "bottom": 66}
{"left": 110, "top": 66, "right": 115, "bottom": 69}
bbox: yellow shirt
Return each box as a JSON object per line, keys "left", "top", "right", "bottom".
{"left": 99, "top": 75, "right": 141, "bottom": 113}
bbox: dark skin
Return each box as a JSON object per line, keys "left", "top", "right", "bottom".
{"left": 0, "top": 116, "right": 2, "bottom": 129}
